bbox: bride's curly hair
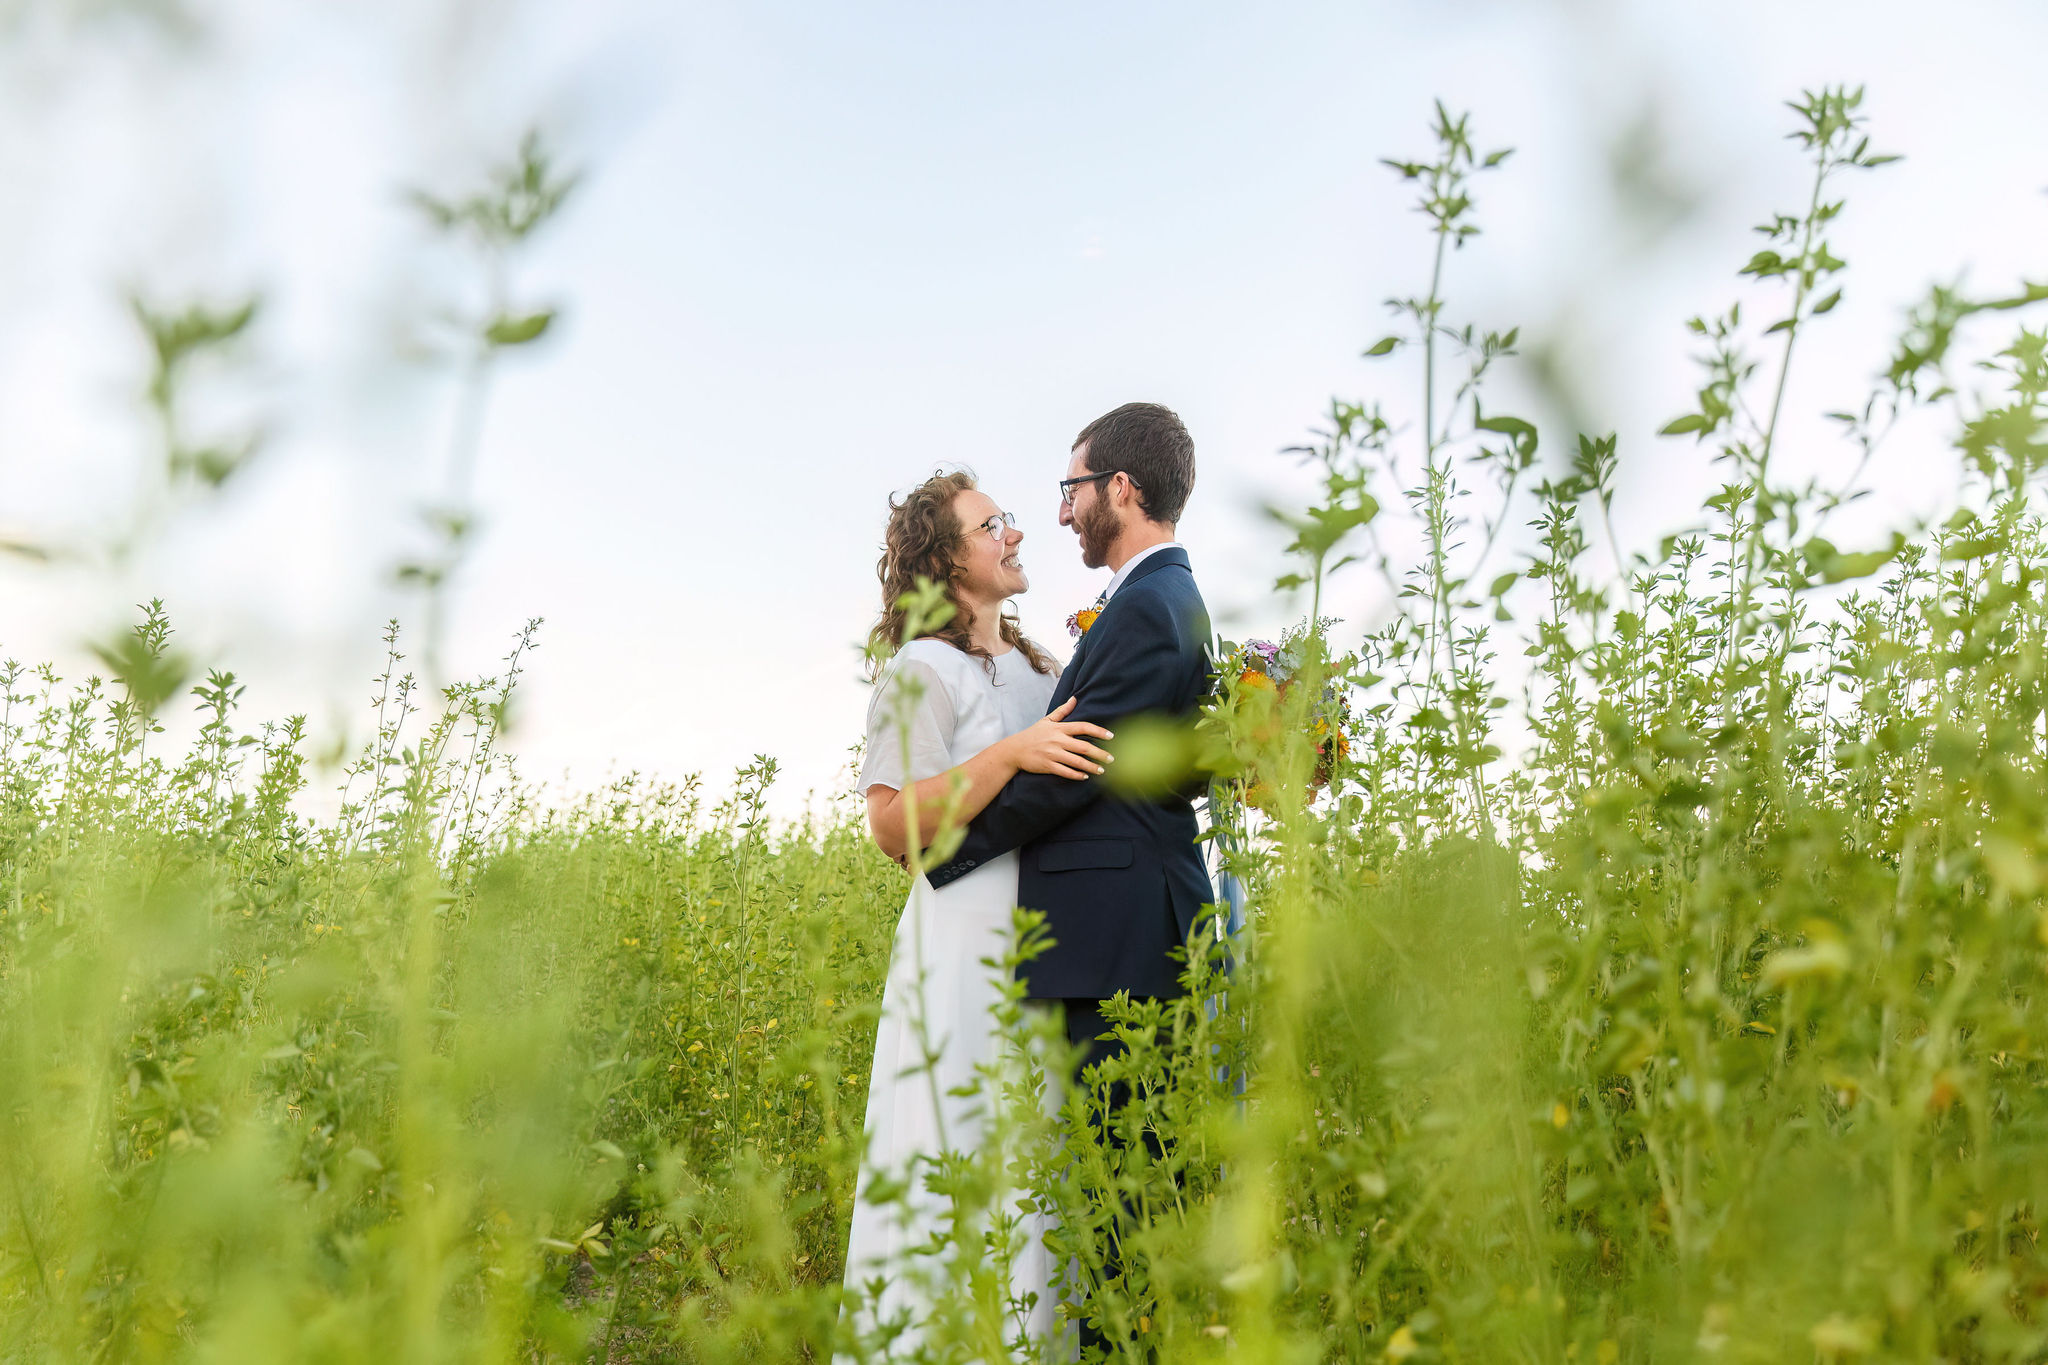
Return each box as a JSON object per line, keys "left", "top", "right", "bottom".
{"left": 867, "top": 468, "right": 1057, "bottom": 679}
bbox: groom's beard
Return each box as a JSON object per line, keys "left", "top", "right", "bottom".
{"left": 1076, "top": 497, "right": 1122, "bottom": 570}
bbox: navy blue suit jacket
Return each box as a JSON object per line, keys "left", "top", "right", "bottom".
{"left": 925, "top": 546, "right": 1216, "bottom": 1000}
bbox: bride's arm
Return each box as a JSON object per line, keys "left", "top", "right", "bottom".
{"left": 865, "top": 698, "right": 1113, "bottom": 862}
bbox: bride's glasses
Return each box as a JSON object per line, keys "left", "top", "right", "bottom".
{"left": 967, "top": 511, "right": 1016, "bottom": 543}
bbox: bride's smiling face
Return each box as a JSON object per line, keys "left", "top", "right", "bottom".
{"left": 952, "top": 489, "right": 1028, "bottom": 604}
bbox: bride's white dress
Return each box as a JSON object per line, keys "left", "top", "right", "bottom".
{"left": 846, "top": 638, "right": 1061, "bottom": 1357}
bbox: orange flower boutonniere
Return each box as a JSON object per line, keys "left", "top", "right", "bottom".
{"left": 1066, "top": 607, "right": 1100, "bottom": 639}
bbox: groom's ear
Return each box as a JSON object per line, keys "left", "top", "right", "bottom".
{"left": 1071, "top": 402, "right": 1194, "bottom": 524}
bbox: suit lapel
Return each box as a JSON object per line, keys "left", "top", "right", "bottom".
{"left": 1046, "top": 548, "right": 1191, "bottom": 712}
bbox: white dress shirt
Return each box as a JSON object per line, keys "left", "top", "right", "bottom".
{"left": 1101, "top": 540, "right": 1182, "bottom": 604}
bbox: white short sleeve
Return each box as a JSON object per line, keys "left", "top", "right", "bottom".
{"left": 858, "top": 653, "right": 958, "bottom": 794}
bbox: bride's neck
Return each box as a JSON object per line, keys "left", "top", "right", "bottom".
{"left": 958, "top": 598, "right": 1008, "bottom": 655}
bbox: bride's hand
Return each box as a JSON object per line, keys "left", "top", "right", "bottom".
{"left": 1005, "top": 698, "right": 1115, "bottom": 780}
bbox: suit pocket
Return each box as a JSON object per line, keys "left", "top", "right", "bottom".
{"left": 1036, "top": 838, "right": 1134, "bottom": 872}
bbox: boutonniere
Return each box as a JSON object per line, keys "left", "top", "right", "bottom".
{"left": 1068, "top": 588, "right": 1110, "bottom": 640}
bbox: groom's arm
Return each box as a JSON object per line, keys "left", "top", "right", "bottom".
{"left": 924, "top": 591, "right": 1190, "bottom": 888}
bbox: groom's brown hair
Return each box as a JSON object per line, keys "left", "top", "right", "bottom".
{"left": 1073, "top": 402, "right": 1195, "bottom": 525}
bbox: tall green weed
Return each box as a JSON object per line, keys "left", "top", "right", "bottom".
{"left": 6, "top": 85, "right": 2048, "bottom": 1363}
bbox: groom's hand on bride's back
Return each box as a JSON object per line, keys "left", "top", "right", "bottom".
{"left": 1001, "top": 697, "right": 1115, "bottom": 781}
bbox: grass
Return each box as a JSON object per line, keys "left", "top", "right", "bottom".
{"left": 8, "top": 85, "right": 2048, "bottom": 1362}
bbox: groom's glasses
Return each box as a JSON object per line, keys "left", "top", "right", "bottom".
{"left": 1058, "top": 471, "right": 1117, "bottom": 507}
{"left": 967, "top": 511, "right": 1017, "bottom": 543}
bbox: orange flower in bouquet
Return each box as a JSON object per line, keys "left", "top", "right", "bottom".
{"left": 1216, "top": 636, "right": 1354, "bottom": 812}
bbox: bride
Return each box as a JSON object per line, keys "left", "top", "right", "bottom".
{"left": 843, "top": 469, "right": 1110, "bottom": 1359}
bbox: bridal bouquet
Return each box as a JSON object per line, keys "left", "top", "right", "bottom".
{"left": 1214, "top": 633, "right": 1352, "bottom": 811}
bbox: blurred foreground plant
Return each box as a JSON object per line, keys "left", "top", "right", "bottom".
{"left": 10, "top": 85, "right": 2048, "bottom": 1365}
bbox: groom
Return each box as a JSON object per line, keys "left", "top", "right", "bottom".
{"left": 926, "top": 400, "right": 1215, "bottom": 1009}
{"left": 925, "top": 401, "right": 1215, "bottom": 1341}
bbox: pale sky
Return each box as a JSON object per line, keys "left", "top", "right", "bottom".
{"left": 2, "top": 0, "right": 2045, "bottom": 816}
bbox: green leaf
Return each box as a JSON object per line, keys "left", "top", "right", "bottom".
{"left": 1362, "top": 336, "right": 1400, "bottom": 357}
{"left": 1814, "top": 550, "right": 1892, "bottom": 584}
{"left": 91, "top": 621, "right": 192, "bottom": 717}
{"left": 174, "top": 444, "right": 249, "bottom": 487}
{"left": 1474, "top": 414, "right": 1536, "bottom": 442}
{"left": 1103, "top": 715, "right": 1205, "bottom": 799}
{"left": 1474, "top": 412, "right": 1538, "bottom": 463}
{"left": 1761, "top": 940, "right": 1851, "bottom": 987}
{"left": 1811, "top": 289, "right": 1842, "bottom": 315}
{"left": 1660, "top": 414, "right": 1709, "bottom": 437}
{"left": 1942, "top": 536, "right": 2005, "bottom": 563}
{"left": 485, "top": 309, "right": 556, "bottom": 346}
{"left": 1801, "top": 531, "right": 1904, "bottom": 585}
{"left": 1983, "top": 833, "right": 2041, "bottom": 897}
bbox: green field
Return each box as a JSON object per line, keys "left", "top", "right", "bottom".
{"left": 9, "top": 88, "right": 2048, "bottom": 1362}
